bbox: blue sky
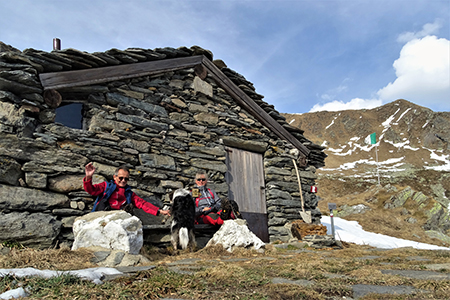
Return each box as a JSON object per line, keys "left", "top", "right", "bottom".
{"left": 1, "top": 0, "right": 449, "bottom": 113}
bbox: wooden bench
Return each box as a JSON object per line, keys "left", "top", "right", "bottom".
{"left": 143, "top": 224, "right": 220, "bottom": 248}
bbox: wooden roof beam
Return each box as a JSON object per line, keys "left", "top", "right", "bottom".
{"left": 39, "top": 56, "right": 204, "bottom": 90}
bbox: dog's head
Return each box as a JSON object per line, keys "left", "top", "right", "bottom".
{"left": 173, "top": 188, "right": 190, "bottom": 200}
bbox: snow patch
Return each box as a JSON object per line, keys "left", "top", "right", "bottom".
{"left": 396, "top": 108, "right": 411, "bottom": 123}
{"left": 321, "top": 216, "right": 450, "bottom": 250}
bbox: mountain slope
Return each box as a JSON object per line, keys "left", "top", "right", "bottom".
{"left": 282, "top": 99, "right": 450, "bottom": 247}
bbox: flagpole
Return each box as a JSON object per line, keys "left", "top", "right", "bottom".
{"left": 375, "top": 144, "right": 380, "bottom": 185}
{"left": 367, "top": 132, "right": 380, "bottom": 186}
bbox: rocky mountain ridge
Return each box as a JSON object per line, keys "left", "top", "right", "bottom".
{"left": 283, "top": 99, "right": 450, "bottom": 177}
{"left": 282, "top": 100, "right": 450, "bottom": 247}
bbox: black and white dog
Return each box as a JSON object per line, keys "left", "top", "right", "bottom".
{"left": 171, "top": 189, "right": 196, "bottom": 251}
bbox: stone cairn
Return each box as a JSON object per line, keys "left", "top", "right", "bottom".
{"left": 0, "top": 41, "right": 327, "bottom": 248}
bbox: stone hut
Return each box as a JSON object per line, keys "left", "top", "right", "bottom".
{"left": 0, "top": 41, "right": 326, "bottom": 248}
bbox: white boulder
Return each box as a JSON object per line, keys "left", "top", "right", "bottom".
{"left": 206, "top": 219, "right": 265, "bottom": 252}
{"left": 72, "top": 211, "right": 143, "bottom": 255}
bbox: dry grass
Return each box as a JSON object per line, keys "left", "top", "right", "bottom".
{"left": 2, "top": 244, "right": 450, "bottom": 299}
{"left": 0, "top": 245, "right": 95, "bottom": 270}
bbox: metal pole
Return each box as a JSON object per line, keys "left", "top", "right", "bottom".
{"left": 330, "top": 209, "right": 335, "bottom": 240}
{"left": 53, "top": 38, "right": 61, "bottom": 50}
{"left": 375, "top": 144, "right": 380, "bottom": 185}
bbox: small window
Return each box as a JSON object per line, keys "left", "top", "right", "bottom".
{"left": 55, "top": 103, "right": 83, "bottom": 129}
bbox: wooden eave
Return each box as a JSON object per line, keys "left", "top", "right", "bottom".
{"left": 39, "top": 55, "right": 310, "bottom": 157}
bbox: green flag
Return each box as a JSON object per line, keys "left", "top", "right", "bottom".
{"left": 365, "top": 132, "right": 376, "bottom": 144}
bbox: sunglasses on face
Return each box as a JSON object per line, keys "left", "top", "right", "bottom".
{"left": 196, "top": 178, "right": 206, "bottom": 182}
{"left": 117, "top": 177, "right": 129, "bottom": 182}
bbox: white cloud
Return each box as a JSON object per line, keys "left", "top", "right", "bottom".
{"left": 309, "top": 98, "right": 382, "bottom": 112}
{"left": 397, "top": 19, "right": 443, "bottom": 43}
{"left": 313, "top": 20, "right": 450, "bottom": 113}
{"left": 377, "top": 35, "right": 450, "bottom": 108}
{"left": 320, "top": 81, "right": 350, "bottom": 101}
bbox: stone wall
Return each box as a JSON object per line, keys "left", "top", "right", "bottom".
{"left": 0, "top": 42, "right": 326, "bottom": 247}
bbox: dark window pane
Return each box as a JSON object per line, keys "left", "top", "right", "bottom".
{"left": 55, "top": 103, "right": 83, "bottom": 129}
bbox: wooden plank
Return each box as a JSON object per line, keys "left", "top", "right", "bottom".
{"left": 201, "top": 57, "right": 310, "bottom": 157}
{"left": 226, "top": 148, "right": 266, "bottom": 213}
{"left": 226, "top": 147, "right": 269, "bottom": 242}
{"left": 39, "top": 56, "right": 204, "bottom": 90}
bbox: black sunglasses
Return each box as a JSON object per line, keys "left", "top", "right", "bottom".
{"left": 196, "top": 178, "right": 206, "bottom": 182}
{"left": 118, "top": 177, "right": 129, "bottom": 181}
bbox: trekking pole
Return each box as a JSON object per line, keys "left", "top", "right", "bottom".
{"left": 328, "top": 203, "right": 337, "bottom": 240}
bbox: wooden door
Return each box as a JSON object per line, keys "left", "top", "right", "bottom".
{"left": 225, "top": 147, "right": 268, "bottom": 242}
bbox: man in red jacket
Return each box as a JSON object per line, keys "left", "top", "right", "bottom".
{"left": 83, "top": 162, "right": 170, "bottom": 217}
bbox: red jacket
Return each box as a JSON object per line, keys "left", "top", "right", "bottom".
{"left": 83, "top": 177, "right": 160, "bottom": 216}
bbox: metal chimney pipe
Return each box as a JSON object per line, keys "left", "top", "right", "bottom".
{"left": 53, "top": 38, "right": 61, "bottom": 50}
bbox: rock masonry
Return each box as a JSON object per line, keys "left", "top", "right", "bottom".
{"left": 0, "top": 41, "right": 327, "bottom": 248}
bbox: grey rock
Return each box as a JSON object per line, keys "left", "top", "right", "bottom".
{"left": 159, "top": 180, "right": 183, "bottom": 189}
{"left": 116, "top": 113, "right": 169, "bottom": 131}
{"left": 381, "top": 269, "right": 450, "bottom": 280}
{"left": 181, "top": 123, "right": 205, "bottom": 132}
{"left": 139, "top": 153, "right": 176, "bottom": 170}
{"left": 0, "top": 212, "right": 61, "bottom": 248}
{"left": 0, "top": 77, "right": 42, "bottom": 94}
{"left": 0, "top": 90, "right": 21, "bottom": 104}
{"left": 33, "top": 133, "right": 57, "bottom": 145}
{"left": 271, "top": 277, "right": 313, "bottom": 286}
{"left": 425, "top": 230, "right": 450, "bottom": 244}
{"left": 266, "top": 181, "right": 299, "bottom": 193}
{"left": 117, "top": 88, "right": 145, "bottom": 100}
{"left": 222, "top": 136, "right": 267, "bottom": 153}
{"left": 0, "top": 70, "right": 41, "bottom": 86}
{"left": 61, "top": 216, "right": 78, "bottom": 228}
{"left": 0, "top": 102, "right": 26, "bottom": 127}
{"left": 48, "top": 175, "right": 85, "bottom": 193}
{"left": 25, "top": 172, "right": 47, "bottom": 188}
{"left": 118, "top": 139, "right": 150, "bottom": 153}
{"left": 164, "top": 137, "right": 188, "bottom": 150}
{"left": 52, "top": 209, "right": 86, "bottom": 216}
{"left": 405, "top": 217, "right": 417, "bottom": 224}
{"left": 0, "top": 185, "right": 69, "bottom": 211}
{"left": 21, "top": 93, "right": 44, "bottom": 103}
{"left": 88, "top": 114, "right": 131, "bottom": 132}
{"left": 265, "top": 166, "right": 292, "bottom": 176}
{"left": 352, "top": 284, "right": 419, "bottom": 299}
{"left": 0, "top": 156, "right": 22, "bottom": 185}
{"left": 431, "top": 184, "right": 450, "bottom": 208}
{"left": 412, "top": 191, "right": 428, "bottom": 205}
{"left": 266, "top": 199, "right": 302, "bottom": 208}
{"left": 268, "top": 226, "right": 290, "bottom": 236}
{"left": 0, "top": 52, "right": 44, "bottom": 72}
{"left": 193, "top": 112, "right": 219, "bottom": 125}
{"left": 107, "top": 93, "right": 167, "bottom": 117}
{"left": 268, "top": 217, "right": 288, "bottom": 226}
{"left": 91, "top": 251, "right": 111, "bottom": 263}
{"left": 188, "top": 103, "right": 208, "bottom": 113}
{"left": 335, "top": 204, "right": 371, "bottom": 217}
{"left": 190, "top": 158, "right": 227, "bottom": 173}
{"left": 385, "top": 187, "right": 413, "bottom": 209}
{"left": 266, "top": 189, "right": 292, "bottom": 200}
{"left": 264, "top": 156, "right": 293, "bottom": 167}
{"left": 193, "top": 76, "right": 213, "bottom": 97}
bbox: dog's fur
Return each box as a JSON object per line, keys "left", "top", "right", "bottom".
{"left": 220, "top": 197, "right": 242, "bottom": 220}
{"left": 170, "top": 189, "right": 196, "bottom": 251}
